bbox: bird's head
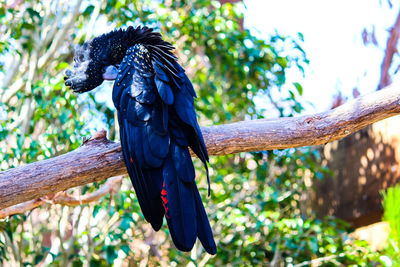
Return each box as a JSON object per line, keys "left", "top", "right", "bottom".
{"left": 65, "top": 26, "right": 169, "bottom": 93}
{"left": 64, "top": 30, "right": 126, "bottom": 93}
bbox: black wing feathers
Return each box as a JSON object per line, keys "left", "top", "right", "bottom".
{"left": 113, "top": 42, "right": 216, "bottom": 254}
{"left": 155, "top": 77, "right": 174, "bottom": 105}
{"left": 194, "top": 187, "right": 217, "bottom": 254}
{"left": 119, "top": 115, "right": 164, "bottom": 230}
{"left": 115, "top": 47, "right": 165, "bottom": 230}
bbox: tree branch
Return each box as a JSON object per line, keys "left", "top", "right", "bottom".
{"left": 1, "top": 83, "right": 400, "bottom": 211}
{"left": 0, "top": 176, "right": 122, "bottom": 218}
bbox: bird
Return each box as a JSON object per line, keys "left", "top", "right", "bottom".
{"left": 64, "top": 26, "right": 216, "bottom": 254}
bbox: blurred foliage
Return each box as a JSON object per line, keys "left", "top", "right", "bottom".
{"left": 381, "top": 185, "right": 400, "bottom": 266}
{"left": 0, "top": 0, "right": 383, "bottom": 265}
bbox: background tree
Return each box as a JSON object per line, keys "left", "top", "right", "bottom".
{"left": 312, "top": 3, "right": 400, "bottom": 230}
{"left": 0, "top": 0, "right": 382, "bottom": 265}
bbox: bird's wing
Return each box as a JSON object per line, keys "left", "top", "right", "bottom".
{"left": 149, "top": 46, "right": 215, "bottom": 253}
{"left": 113, "top": 44, "right": 167, "bottom": 231}
{"left": 149, "top": 44, "right": 211, "bottom": 194}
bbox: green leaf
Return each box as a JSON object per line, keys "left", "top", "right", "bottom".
{"left": 119, "top": 216, "right": 131, "bottom": 231}
{"left": 120, "top": 245, "right": 130, "bottom": 256}
{"left": 293, "top": 82, "right": 303, "bottom": 96}
{"left": 93, "top": 205, "right": 101, "bottom": 218}
{"left": 83, "top": 5, "right": 95, "bottom": 16}
{"left": 105, "top": 246, "right": 118, "bottom": 264}
{"left": 56, "top": 62, "right": 69, "bottom": 71}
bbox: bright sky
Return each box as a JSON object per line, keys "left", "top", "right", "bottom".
{"left": 244, "top": 0, "right": 399, "bottom": 113}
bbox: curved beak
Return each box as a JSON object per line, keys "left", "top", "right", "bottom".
{"left": 102, "top": 65, "right": 119, "bottom": 80}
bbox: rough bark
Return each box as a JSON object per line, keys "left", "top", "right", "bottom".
{"left": 1, "top": 83, "right": 400, "bottom": 211}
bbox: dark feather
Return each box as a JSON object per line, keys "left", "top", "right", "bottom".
{"left": 151, "top": 53, "right": 180, "bottom": 78}
{"left": 194, "top": 186, "right": 217, "bottom": 254}
{"left": 141, "top": 126, "right": 164, "bottom": 167}
{"left": 135, "top": 101, "right": 151, "bottom": 121}
{"left": 168, "top": 115, "right": 189, "bottom": 146}
{"left": 133, "top": 126, "right": 146, "bottom": 167}
{"left": 152, "top": 61, "right": 170, "bottom": 82}
{"left": 155, "top": 77, "right": 174, "bottom": 105}
{"left": 136, "top": 88, "right": 156, "bottom": 104}
{"left": 163, "top": 149, "right": 197, "bottom": 251}
{"left": 151, "top": 99, "right": 168, "bottom": 135}
{"left": 120, "top": 116, "right": 164, "bottom": 230}
{"left": 182, "top": 74, "right": 197, "bottom": 98}
{"left": 126, "top": 98, "right": 139, "bottom": 124}
{"left": 171, "top": 142, "right": 195, "bottom": 183}
{"left": 147, "top": 125, "right": 170, "bottom": 159}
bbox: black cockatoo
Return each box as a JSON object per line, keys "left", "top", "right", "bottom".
{"left": 64, "top": 26, "right": 216, "bottom": 254}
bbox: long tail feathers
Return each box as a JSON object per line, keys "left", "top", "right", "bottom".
{"left": 163, "top": 148, "right": 197, "bottom": 251}
{"left": 194, "top": 185, "right": 217, "bottom": 254}
{"left": 162, "top": 141, "right": 216, "bottom": 254}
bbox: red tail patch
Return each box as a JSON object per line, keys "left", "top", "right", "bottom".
{"left": 129, "top": 157, "right": 133, "bottom": 163}
{"left": 161, "top": 181, "right": 170, "bottom": 218}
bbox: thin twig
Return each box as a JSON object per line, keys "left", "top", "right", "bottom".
{"left": 270, "top": 236, "right": 281, "bottom": 267}
{"left": 293, "top": 253, "right": 345, "bottom": 267}
{"left": 0, "top": 176, "right": 123, "bottom": 218}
